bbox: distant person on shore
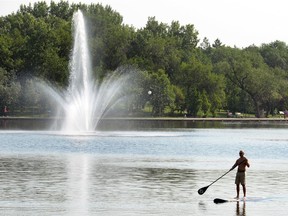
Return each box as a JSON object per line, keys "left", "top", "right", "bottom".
{"left": 230, "top": 150, "right": 250, "bottom": 199}
{"left": 284, "top": 110, "right": 288, "bottom": 119}
{"left": 3, "top": 106, "right": 8, "bottom": 117}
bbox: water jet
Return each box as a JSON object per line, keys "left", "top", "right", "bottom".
{"left": 38, "top": 10, "right": 129, "bottom": 132}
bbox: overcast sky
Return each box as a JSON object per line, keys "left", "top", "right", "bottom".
{"left": 1, "top": 0, "right": 288, "bottom": 48}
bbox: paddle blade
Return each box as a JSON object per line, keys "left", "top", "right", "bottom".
{"left": 198, "top": 186, "right": 209, "bottom": 195}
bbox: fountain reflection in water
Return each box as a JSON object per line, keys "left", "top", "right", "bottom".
{"left": 39, "top": 10, "right": 130, "bottom": 132}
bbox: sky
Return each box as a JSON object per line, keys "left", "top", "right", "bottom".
{"left": 1, "top": 0, "right": 288, "bottom": 48}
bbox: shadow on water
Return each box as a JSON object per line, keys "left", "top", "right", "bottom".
{"left": 198, "top": 201, "right": 207, "bottom": 211}
{"left": 0, "top": 156, "right": 68, "bottom": 212}
{"left": 0, "top": 118, "right": 57, "bottom": 130}
{"left": 91, "top": 157, "right": 199, "bottom": 204}
{"left": 0, "top": 154, "right": 200, "bottom": 215}
{"left": 2, "top": 118, "right": 288, "bottom": 131}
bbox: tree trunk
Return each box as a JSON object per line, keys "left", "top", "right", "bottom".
{"left": 253, "top": 99, "right": 261, "bottom": 118}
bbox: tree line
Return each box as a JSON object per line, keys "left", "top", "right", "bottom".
{"left": 1, "top": 1, "right": 288, "bottom": 117}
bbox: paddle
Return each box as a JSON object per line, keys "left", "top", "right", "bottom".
{"left": 197, "top": 169, "right": 232, "bottom": 195}
{"left": 198, "top": 159, "right": 246, "bottom": 195}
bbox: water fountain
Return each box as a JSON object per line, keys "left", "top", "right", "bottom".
{"left": 39, "top": 10, "right": 130, "bottom": 132}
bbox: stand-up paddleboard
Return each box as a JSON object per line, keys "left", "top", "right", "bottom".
{"left": 214, "top": 197, "right": 266, "bottom": 204}
{"left": 214, "top": 198, "right": 240, "bottom": 204}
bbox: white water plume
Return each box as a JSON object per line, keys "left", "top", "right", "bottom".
{"left": 37, "top": 10, "right": 131, "bottom": 132}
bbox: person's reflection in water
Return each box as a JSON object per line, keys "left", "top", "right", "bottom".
{"left": 1, "top": 119, "right": 7, "bottom": 129}
{"left": 236, "top": 200, "right": 246, "bottom": 216}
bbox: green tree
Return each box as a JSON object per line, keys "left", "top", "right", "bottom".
{"left": 260, "top": 41, "right": 288, "bottom": 70}
{"left": 169, "top": 85, "right": 185, "bottom": 114}
{"left": 213, "top": 46, "right": 286, "bottom": 117}
{"left": 0, "top": 67, "right": 21, "bottom": 113}
{"left": 148, "top": 69, "right": 174, "bottom": 116}
{"left": 201, "top": 90, "right": 211, "bottom": 117}
{"left": 50, "top": 1, "right": 72, "bottom": 20}
{"left": 177, "top": 56, "right": 225, "bottom": 117}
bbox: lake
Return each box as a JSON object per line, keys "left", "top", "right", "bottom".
{"left": 0, "top": 127, "right": 288, "bottom": 215}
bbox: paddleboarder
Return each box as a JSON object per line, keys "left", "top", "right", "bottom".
{"left": 230, "top": 150, "right": 250, "bottom": 199}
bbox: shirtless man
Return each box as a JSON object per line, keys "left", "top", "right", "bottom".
{"left": 230, "top": 150, "right": 250, "bottom": 199}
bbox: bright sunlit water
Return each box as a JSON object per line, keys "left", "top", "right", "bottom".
{"left": 0, "top": 128, "right": 288, "bottom": 215}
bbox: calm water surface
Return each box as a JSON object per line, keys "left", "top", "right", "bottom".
{"left": 0, "top": 128, "right": 288, "bottom": 215}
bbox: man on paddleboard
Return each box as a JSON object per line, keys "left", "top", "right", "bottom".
{"left": 230, "top": 150, "right": 250, "bottom": 199}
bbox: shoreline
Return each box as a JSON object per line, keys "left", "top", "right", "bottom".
{"left": 1, "top": 116, "right": 288, "bottom": 130}
{"left": 1, "top": 116, "right": 288, "bottom": 122}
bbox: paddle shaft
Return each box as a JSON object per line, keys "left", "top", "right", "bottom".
{"left": 208, "top": 159, "right": 246, "bottom": 186}
{"left": 207, "top": 169, "right": 231, "bottom": 187}
{"left": 198, "top": 169, "right": 232, "bottom": 195}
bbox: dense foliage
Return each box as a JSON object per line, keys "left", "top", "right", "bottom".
{"left": 1, "top": 1, "right": 288, "bottom": 117}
